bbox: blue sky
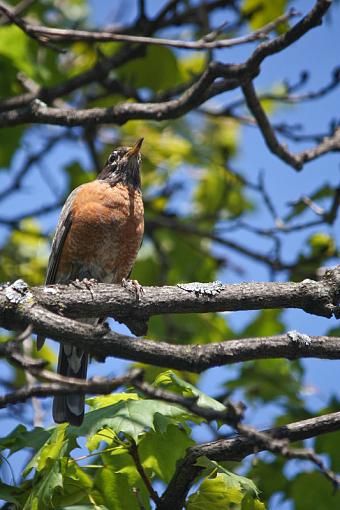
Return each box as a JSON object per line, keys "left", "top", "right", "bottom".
{"left": 0, "top": 1, "right": 339, "bottom": 507}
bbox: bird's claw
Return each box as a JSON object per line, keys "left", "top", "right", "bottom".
{"left": 71, "top": 278, "right": 97, "bottom": 299}
{"left": 122, "top": 278, "right": 144, "bottom": 301}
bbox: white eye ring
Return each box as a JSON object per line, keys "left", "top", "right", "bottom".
{"left": 108, "top": 151, "right": 117, "bottom": 164}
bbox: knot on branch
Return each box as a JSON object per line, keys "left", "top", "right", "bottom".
{"left": 5, "top": 279, "right": 33, "bottom": 304}
{"left": 300, "top": 267, "right": 340, "bottom": 318}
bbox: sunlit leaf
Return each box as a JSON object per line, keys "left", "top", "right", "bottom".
{"left": 71, "top": 398, "right": 194, "bottom": 442}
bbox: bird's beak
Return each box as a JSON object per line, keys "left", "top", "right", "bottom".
{"left": 126, "top": 138, "right": 144, "bottom": 159}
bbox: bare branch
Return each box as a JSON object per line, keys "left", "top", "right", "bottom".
{"left": 0, "top": 0, "right": 332, "bottom": 154}
{"left": 0, "top": 0, "right": 36, "bottom": 26}
{"left": 0, "top": 132, "right": 67, "bottom": 203}
{"left": 8, "top": 10, "right": 297, "bottom": 50}
{"left": 29, "top": 265, "right": 340, "bottom": 320}
{"left": 0, "top": 368, "right": 142, "bottom": 408}
{"left": 242, "top": 80, "right": 340, "bottom": 170}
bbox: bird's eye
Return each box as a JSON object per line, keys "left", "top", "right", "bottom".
{"left": 108, "top": 151, "right": 117, "bottom": 165}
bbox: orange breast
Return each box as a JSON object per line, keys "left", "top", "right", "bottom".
{"left": 58, "top": 181, "right": 144, "bottom": 283}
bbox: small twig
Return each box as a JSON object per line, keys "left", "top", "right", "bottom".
{"left": 23, "top": 336, "right": 43, "bottom": 426}
{"left": 241, "top": 80, "right": 340, "bottom": 170}
{"left": 129, "top": 440, "right": 160, "bottom": 504}
{"left": 0, "top": 368, "right": 143, "bottom": 408}
{"left": 236, "top": 423, "right": 340, "bottom": 490}
{"left": 6, "top": 9, "right": 298, "bottom": 51}
{"left": 133, "top": 377, "right": 244, "bottom": 425}
{"left": 0, "top": 0, "right": 35, "bottom": 26}
{"left": 138, "top": 0, "right": 147, "bottom": 21}
{"left": 258, "top": 171, "right": 284, "bottom": 227}
{"left": 15, "top": 324, "right": 33, "bottom": 343}
{"left": 301, "top": 195, "right": 325, "bottom": 216}
{"left": 0, "top": 2, "right": 66, "bottom": 53}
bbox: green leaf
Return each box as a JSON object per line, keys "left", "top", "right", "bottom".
{"left": 227, "top": 358, "right": 303, "bottom": 405}
{"left": 187, "top": 464, "right": 264, "bottom": 510}
{"left": 242, "top": 493, "right": 266, "bottom": 510}
{"left": 0, "top": 219, "right": 48, "bottom": 286}
{"left": 93, "top": 451, "right": 151, "bottom": 510}
{"left": 86, "top": 392, "right": 140, "bottom": 410}
{"left": 246, "top": 457, "right": 288, "bottom": 502}
{"left": 23, "top": 462, "right": 63, "bottom": 510}
{"left": 148, "top": 310, "right": 233, "bottom": 345}
{"left": 155, "top": 371, "right": 226, "bottom": 412}
{"left": 53, "top": 461, "right": 93, "bottom": 508}
{"left": 290, "top": 232, "right": 337, "bottom": 281}
{"left": 289, "top": 472, "right": 340, "bottom": 510}
{"left": 0, "top": 25, "right": 36, "bottom": 78}
{"left": 195, "top": 457, "right": 260, "bottom": 497}
{"left": 138, "top": 424, "right": 194, "bottom": 483}
{"left": 0, "top": 425, "right": 51, "bottom": 456}
{"left": 0, "top": 481, "right": 27, "bottom": 506}
{"left": 327, "top": 325, "right": 340, "bottom": 336}
{"left": 240, "top": 310, "right": 284, "bottom": 337}
{"left": 24, "top": 424, "right": 69, "bottom": 476}
{"left": 243, "top": 0, "right": 288, "bottom": 33}
{"left": 0, "top": 126, "right": 25, "bottom": 168}
{"left": 178, "top": 54, "right": 206, "bottom": 81}
{"left": 315, "top": 431, "right": 340, "bottom": 472}
{"left": 71, "top": 398, "right": 194, "bottom": 442}
{"left": 118, "top": 46, "right": 180, "bottom": 92}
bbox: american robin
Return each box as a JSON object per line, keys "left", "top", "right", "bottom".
{"left": 37, "top": 138, "right": 144, "bottom": 426}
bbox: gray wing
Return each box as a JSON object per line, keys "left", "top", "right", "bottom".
{"left": 45, "top": 186, "right": 85, "bottom": 285}
{"left": 37, "top": 186, "right": 83, "bottom": 350}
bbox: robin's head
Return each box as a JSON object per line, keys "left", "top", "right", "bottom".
{"left": 98, "top": 138, "right": 143, "bottom": 188}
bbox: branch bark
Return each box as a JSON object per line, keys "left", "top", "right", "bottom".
{"left": 0, "top": 268, "right": 339, "bottom": 369}
{"left": 30, "top": 265, "right": 340, "bottom": 320}
{"left": 1, "top": 304, "right": 340, "bottom": 372}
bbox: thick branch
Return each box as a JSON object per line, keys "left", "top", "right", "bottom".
{"left": 158, "top": 410, "right": 340, "bottom": 510}
{"left": 1, "top": 298, "right": 340, "bottom": 371}
{"left": 31, "top": 266, "right": 340, "bottom": 320}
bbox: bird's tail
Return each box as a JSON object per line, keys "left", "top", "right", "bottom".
{"left": 53, "top": 343, "right": 88, "bottom": 426}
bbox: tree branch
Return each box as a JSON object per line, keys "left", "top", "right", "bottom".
{"left": 242, "top": 80, "right": 340, "bottom": 170}
{"left": 0, "top": 368, "right": 142, "bottom": 408}
{"left": 30, "top": 265, "right": 340, "bottom": 320}
{"left": 158, "top": 410, "right": 340, "bottom": 510}
{"left": 6, "top": 10, "right": 297, "bottom": 50}
{"left": 0, "top": 0, "right": 331, "bottom": 151}
{"left": 1, "top": 281, "right": 340, "bottom": 371}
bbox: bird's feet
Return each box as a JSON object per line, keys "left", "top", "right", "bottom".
{"left": 122, "top": 278, "right": 144, "bottom": 301}
{"left": 71, "top": 278, "right": 98, "bottom": 299}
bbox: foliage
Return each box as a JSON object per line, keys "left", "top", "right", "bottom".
{"left": 0, "top": 0, "right": 339, "bottom": 509}
{"left": 0, "top": 386, "right": 261, "bottom": 509}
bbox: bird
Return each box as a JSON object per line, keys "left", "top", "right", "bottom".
{"left": 37, "top": 138, "right": 144, "bottom": 426}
